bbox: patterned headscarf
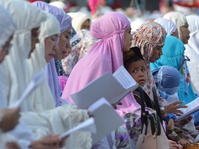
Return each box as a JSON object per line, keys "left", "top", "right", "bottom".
{"left": 131, "top": 20, "right": 166, "bottom": 99}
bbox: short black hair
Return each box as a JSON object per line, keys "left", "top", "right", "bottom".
{"left": 123, "top": 47, "right": 144, "bottom": 69}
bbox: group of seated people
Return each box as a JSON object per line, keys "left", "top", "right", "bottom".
{"left": 1, "top": 0, "right": 199, "bottom": 149}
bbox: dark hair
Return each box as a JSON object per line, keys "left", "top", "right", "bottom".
{"left": 123, "top": 47, "right": 144, "bottom": 69}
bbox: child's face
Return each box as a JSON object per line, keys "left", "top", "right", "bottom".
{"left": 127, "top": 60, "right": 147, "bottom": 86}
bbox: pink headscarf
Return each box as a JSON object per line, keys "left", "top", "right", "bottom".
{"left": 88, "top": 0, "right": 102, "bottom": 14}
{"left": 62, "top": 12, "right": 131, "bottom": 104}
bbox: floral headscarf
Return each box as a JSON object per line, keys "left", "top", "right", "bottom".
{"left": 131, "top": 20, "right": 166, "bottom": 99}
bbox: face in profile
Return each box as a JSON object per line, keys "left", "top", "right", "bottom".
{"left": 44, "top": 34, "right": 59, "bottom": 63}
{"left": 81, "top": 19, "right": 90, "bottom": 31}
{"left": 29, "top": 27, "right": 40, "bottom": 58}
{"left": 149, "top": 44, "right": 164, "bottom": 62}
{"left": 127, "top": 59, "right": 147, "bottom": 86}
{"left": 123, "top": 27, "right": 132, "bottom": 52}
{"left": 180, "top": 22, "right": 190, "bottom": 44}
{"left": 0, "top": 35, "right": 13, "bottom": 63}
{"left": 56, "top": 27, "right": 71, "bottom": 59}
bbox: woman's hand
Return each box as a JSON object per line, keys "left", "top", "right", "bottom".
{"left": 168, "top": 118, "right": 175, "bottom": 130}
{"left": 177, "top": 139, "right": 190, "bottom": 149}
{"left": 29, "top": 135, "right": 62, "bottom": 149}
{"left": 6, "top": 142, "right": 21, "bottom": 149}
{"left": 177, "top": 116, "right": 192, "bottom": 127}
{"left": 0, "top": 108, "right": 20, "bottom": 132}
{"left": 164, "top": 101, "right": 187, "bottom": 116}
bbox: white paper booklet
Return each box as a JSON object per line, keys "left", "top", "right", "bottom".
{"left": 9, "top": 71, "right": 44, "bottom": 108}
{"left": 177, "top": 97, "right": 199, "bottom": 121}
{"left": 59, "top": 117, "right": 96, "bottom": 139}
{"left": 88, "top": 98, "right": 124, "bottom": 144}
{"left": 71, "top": 65, "right": 139, "bottom": 109}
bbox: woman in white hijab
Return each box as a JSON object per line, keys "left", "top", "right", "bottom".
{"left": 10, "top": 4, "right": 91, "bottom": 149}
{"left": 0, "top": 4, "right": 65, "bottom": 149}
{"left": 0, "top": 0, "right": 46, "bottom": 111}
{"left": 68, "top": 12, "right": 91, "bottom": 33}
{"left": 154, "top": 17, "right": 178, "bottom": 37}
{"left": 26, "top": 12, "right": 60, "bottom": 112}
{"left": 185, "top": 15, "right": 199, "bottom": 95}
{"left": 163, "top": 11, "right": 190, "bottom": 44}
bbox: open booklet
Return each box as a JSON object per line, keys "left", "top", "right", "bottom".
{"left": 71, "top": 65, "right": 139, "bottom": 109}
{"left": 9, "top": 71, "right": 44, "bottom": 109}
{"left": 59, "top": 98, "right": 124, "bottom": 144}
{"left": 88, "top": 98, "right": 124, "bottom": 144}
{"left": 176, "top": 97, "right": 199, "bottom": 121}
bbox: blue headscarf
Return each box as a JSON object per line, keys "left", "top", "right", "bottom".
{"left": 151, "top": 35, "right": 197, "bottom": 104}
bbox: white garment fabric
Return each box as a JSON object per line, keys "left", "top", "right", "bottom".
{"left": 21, "top": 105, "right": 92, "bottom": 149}
{"left": 68, "top": 12, "right": 90, "bottom": 33}
{"left": 154, "top": 17, "right": 177, "bottom": 35}
{"left": 163, "top": 11, "right": 187, "bottom": 41}
{"left": 130, "top": 18, "right": 145, "bottom": 32}
{"left": 26, "top": 11, "right": 60, "bottom": 112}
{"left": 0, "top": 5, "right": 16, "bottom": 51}
{"left": 50, "top": 1, "right": 67, "bottom": 10}
{"left": 0, "top": 3, "right": 36, "bottom": 148}
{"left": 185, "top": 15, "right": 199, "bottom": 95}
{"left": 0, "top": 0, "right": 46, "bottom": 111}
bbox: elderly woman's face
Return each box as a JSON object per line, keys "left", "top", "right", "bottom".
{"left": 55, "top": 27, "right": 71, "bottom": 59}
{"left": 149, "top": 44, "right": 164, "bottom": 62}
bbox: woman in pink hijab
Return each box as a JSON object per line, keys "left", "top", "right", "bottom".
{"left": 62, "top": 12, "right": 132, "bottom": 104}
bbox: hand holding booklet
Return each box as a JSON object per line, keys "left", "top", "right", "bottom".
{"left": 71, "top": 65, "right": 139, "bottom": 109}
{"left": 59, "top": 98, "right": 124, "bottom": 144}
{"left": 9, "top": 71, "right": 44, "bottom": 109}
{"left": 59, "top": 118, "right": 96, "bottom": 139}
{"left": 176, "top": 97, "right": 199, "bottom": 121}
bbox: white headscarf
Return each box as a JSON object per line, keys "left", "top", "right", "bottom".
{"left": 27, "top": 12, "right": 60, "bottom": 112}
{"left": 163, "top": 11, "right": 187, "bottom": 41}
{"left": 49, "top": 1, "right": 67, "bottom": 10}
{"left": 68, "top": 12, "right": 90, "bottom": 33}
{"left": 0, "top": 0, "right": 46, "bottom": 111}
{"left": 0, "top": 5, "right": 16, "bottom": 108}
{"left": 154, "top": 17, "right": 177, "bottom": 35}
{"left": 0, "top": 5, "right": 16, "bottom": 51}
{"left": 185, "top": 15, "right": 199, "bottom": 95}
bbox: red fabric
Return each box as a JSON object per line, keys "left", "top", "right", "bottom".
{"left": 28, "top": 0, "right": 44, "bottom": 3}
{"left": 173, "top": 0, "right": 199, "bottom": 7}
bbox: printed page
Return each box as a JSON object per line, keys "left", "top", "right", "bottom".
{"left": 113, "top": 65, "right": 137, "bottom": 89}
{"left": 177, "top": 97, "right": 199, "bottom": 121}
{"left": 59, "top": 118, "right": 96, "bottom": 139}
{"left": 71, "top": 72, "right": 124, "bottom": 109}
{"left": 87, "top": 98, "right": 112, "bottom": 113}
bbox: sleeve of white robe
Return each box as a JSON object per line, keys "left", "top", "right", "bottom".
{"left": 20, "top": 104, "right": 92, "bottom": 149}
